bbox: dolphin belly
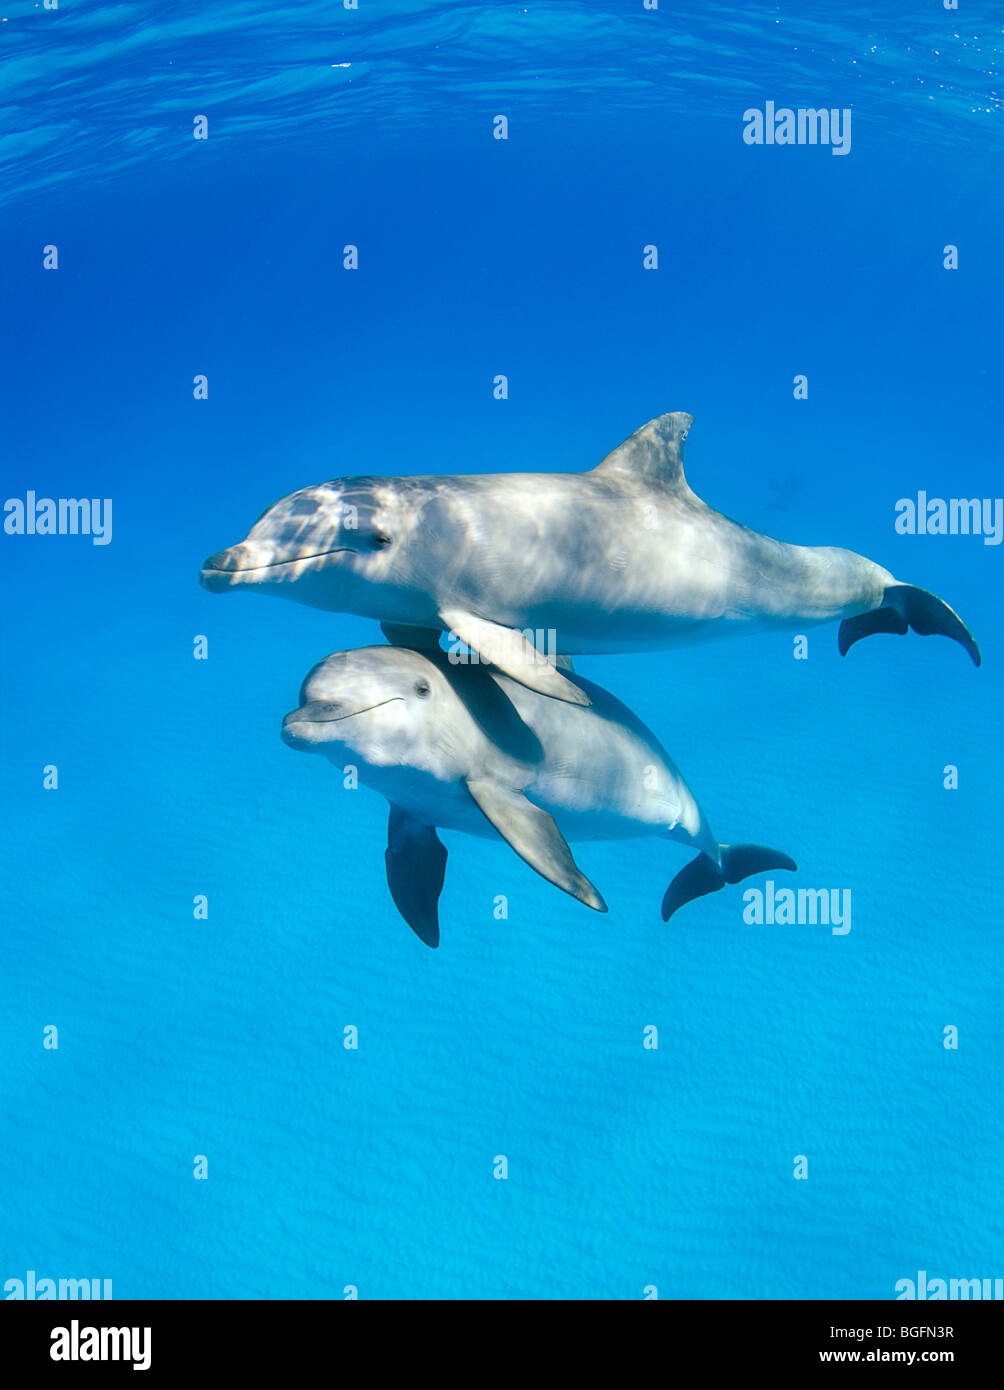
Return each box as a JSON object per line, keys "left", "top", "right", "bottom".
{"left": 432, "top": 500, "right": 897, "bottom": 658}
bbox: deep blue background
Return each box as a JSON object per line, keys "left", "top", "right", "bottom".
{"left": 1, "top": 2, "right": 1001, "bottom": 1298}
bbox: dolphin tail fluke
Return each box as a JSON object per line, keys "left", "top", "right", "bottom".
{"left": 839, "top": 585, "right": 981, "bottom": 667}
{"left": 661, "top": 844, "right": 797, "bottom": 923}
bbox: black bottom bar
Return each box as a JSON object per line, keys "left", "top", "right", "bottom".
{"left": 3, "top": 1298, "right": 1003, "bottom": 1376}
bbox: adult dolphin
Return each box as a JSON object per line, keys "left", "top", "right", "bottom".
{"left": 280, "top": 645, "right": 796, "bottom": 947}
{"left": 202, "top": 412, "right": 981, "bottom": 704}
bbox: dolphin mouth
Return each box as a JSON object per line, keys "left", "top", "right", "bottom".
{"left": 281, "top": 698, "right": 403, "bottom": 744}
{"left": 200, "top": 547, "right": 349, "bottom": 589}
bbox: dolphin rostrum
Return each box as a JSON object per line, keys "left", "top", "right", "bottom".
{"left": 203, "top": 412, "right": 981, "bottom": 703}
{"left": 280, "top": 645, "right": 796, "bottom": 947}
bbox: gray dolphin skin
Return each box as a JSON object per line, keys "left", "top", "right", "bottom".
{"left": 280, "top": 645, "right": 796, "bottom": 947}
{"left": 202, "top": 412, "right": 981, "bottom": 702}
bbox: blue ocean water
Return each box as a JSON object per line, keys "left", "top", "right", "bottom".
{"left": 2, "top": 2, "right": 1002, "bottom": 1300}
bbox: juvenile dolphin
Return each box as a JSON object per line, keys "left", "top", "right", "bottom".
{"left": 280, "top": 645, "right": 796, "bottom": 947}
{"left": 202, "top": 412, "right": 981, "bottom": 704}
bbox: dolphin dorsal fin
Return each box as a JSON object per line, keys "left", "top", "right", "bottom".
{"left": 592, "top": 412, "right": 695, "bottom": 489}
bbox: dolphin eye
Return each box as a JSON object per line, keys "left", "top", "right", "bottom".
{"left": 414, "top": 681, "right": 430, "bottom": 697}
{"left": 373, "top": 532, "right": 392, "bottom": 548}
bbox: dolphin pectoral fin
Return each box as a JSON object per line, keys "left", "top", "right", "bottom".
{"left": 439, "top": 607, "right": 590, "bottom": 706}
{"left": 661, "top": 844, "right": 797, "bottom": 923}
{"left": 465, "top": 778, "right": 607, "bottom": 913}
{"left": 839, "top": 585, "right": 981, "bottom": 667}
{"left": 381, "top": 622, "right": 443, "bottom": 651}
{"left": 385, "top": 806, "right": 447, "bottom": 948}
